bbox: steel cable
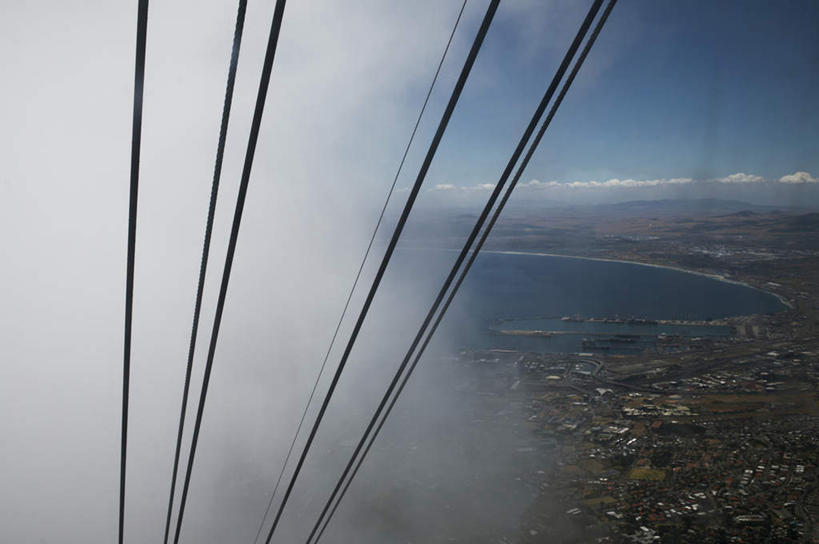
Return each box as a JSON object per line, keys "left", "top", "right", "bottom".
{"left": 172, "top": 1, "right": 288, "bottom": 542}
{"left": 249, "top": 2, "right": 468, "bottom": 542}
{"left": 162, "top": 2, "right": 248, "bottom": 543}
{"left": 261, "top": 2, "right": 501, "bottom": 542}
{"left": 306, "top": 1, "right": 618, "bottom": 540}
{"left": 120, "top": 1, "right": 149, "bottom": 542}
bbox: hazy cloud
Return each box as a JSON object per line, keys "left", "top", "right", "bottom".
{"left": 779, "top": 171, "right": 818, "bottom": 184}
{"left": 718, "top": 172, "right": 764, "bottom": 183}
{"left": 510, "top": 177, "right": 694, "bottom": 189}
{"left": 566, "top": 177, "right": 693, "bottom": 188}
{"left": 431, "top": 171, "right": 818, "bottom": 193}
{"left": 429, "top": 182, "right": 496, "bottom": 192}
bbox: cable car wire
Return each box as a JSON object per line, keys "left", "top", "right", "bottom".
{"left": 162, "top": 2, "right": 247, "bottom": 543}
{"left": 305, "top": 1, "right": 618, "bottom": 540}
{"left": 261, "top": 2, "right": 500, "bottom": 541}
{"left": 249, "top": 2, "right": 468, "bottom": 542}
{"left": 172, "top": 1, "right": 287, "bottom": 541}
{"left": 120, "top": 1, "right": 149, "bottom": 542}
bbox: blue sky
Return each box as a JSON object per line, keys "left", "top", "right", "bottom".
{"left": 414, "top": 0, "right": 819, "bottom": 205}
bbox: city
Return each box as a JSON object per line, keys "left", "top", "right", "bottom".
{"left": 434, "top": 203, "right": 819, "bottom": 543}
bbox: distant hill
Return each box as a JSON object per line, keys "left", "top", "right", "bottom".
{"left": 428, "top": 199, "right": 798, "bottom": 230}
{"left": 716, "top": 210, "right": 760, "bottom": 218}
{"left": 585, "top": 198, "right": 784, "bottom": 216}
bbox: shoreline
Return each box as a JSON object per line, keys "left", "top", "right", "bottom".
{"left": 412, "top": 246, "right": 793, "bottom": 311}
{"left": 478, "top": 249, "right": 794, "bottom": 310}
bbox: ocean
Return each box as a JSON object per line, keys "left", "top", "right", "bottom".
{"left": 412, "top": 249, "right": 788, "bottom": 353}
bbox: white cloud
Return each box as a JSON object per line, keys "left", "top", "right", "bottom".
{"left": 521, "top": 179, "right": 560, "bottom": 188}
{"left": 435, "top": 171, "right": 817, "bottom": 193}
{"left": 718, "top": 172, "right": 764, "bottom": 183}
{"left": 779, "top": 171, "right": 818, "bottom": 184}
{"left": 522, "top": 177, "right": 693, "bottom": 189}
{"left": 430, "top": 182, "right": 496, "bottom": 192}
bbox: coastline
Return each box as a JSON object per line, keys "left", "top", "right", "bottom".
{"left": 477, "top": 249, "right": 794, "bottom": 310}
{"left": 411, "top": 245, "right": 794, "bottom": 311}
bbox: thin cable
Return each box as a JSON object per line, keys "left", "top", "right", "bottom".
{"left": 120, "top": 1, "right": 148, "bottom": 542}
{"left": 312, "top": 2, "right": 618, "bottom": 540}
{"left": 162, "top": 2, "right": 247, "bottom": 543}
{"left": 172, "top": 1, "right": 287, "bottom": 542}
{"left": 249, "top": 2, "right": 469, "bottom": 542}
{"left": 306, "top": 1, "right": 611, "bottom": 540}
{"left": 262, "top": 2, "right": 500, "bottom": 542}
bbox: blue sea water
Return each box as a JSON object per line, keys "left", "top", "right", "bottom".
{"left": 419, "top": 250, "right": 786, "bottom": 352}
